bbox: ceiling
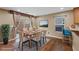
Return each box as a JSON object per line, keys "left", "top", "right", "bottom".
{"left": 1, "top": 7, "right": 74, "bottom": 16}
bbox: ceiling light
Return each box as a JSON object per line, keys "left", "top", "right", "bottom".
{"left": 17, "top": 9, "right": 21, "bottom": 12}
{"left": 60, "top": 8, "right": 64, "bottom": 10}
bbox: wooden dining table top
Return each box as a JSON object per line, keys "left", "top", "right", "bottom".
{"left": 23, "top": 28, "right": 46, "bottom": 36}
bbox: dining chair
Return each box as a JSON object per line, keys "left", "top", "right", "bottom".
{"left": 41, "top": 30, "right": 47, "bottom": 44}
{"left": 18, "top": 22, "right": 29, "bottom": 50}
{"left": 24, "top": 23, "right": 30, "bottom": 30}
{"left": 32, "top": 32, "right": 42, "bottom": 50}
{"left": 63, "top": 28, "right": 72, "bottom": 46}
{"left": 17, "top": 22, "right": 24, "bottom": 49}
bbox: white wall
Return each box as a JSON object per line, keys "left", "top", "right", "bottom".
{"left": 36, "top": 10, "right": 74, "bottom": 38}
{"left": 0, "top": 10, "right": 14, "bottom": 26}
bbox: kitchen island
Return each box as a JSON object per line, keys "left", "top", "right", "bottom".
{"left": 70, "top": 28, "right": 79, "bottom": 51}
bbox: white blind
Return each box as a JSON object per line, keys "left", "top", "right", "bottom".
{"left": 55, "top": 16, "right": 64, "bottom": 25}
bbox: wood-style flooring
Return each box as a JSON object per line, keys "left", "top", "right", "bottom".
{"left": 0, "top": 37, "right": 72, "bottom": 51}
{"left": 0, "top": 40, "right": 15, "bottom": 51}
{"left": 41, "top": 38, "right": 72, "bottom": 51}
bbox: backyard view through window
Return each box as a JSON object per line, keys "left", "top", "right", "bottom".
{"left": 40, "top": 20, "right": 48, "bottom": 27}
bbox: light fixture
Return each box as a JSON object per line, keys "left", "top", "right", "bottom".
{"left": 17, "top": 9, "right": 21, "bottom": 12}
{"left": 60, "top": 7, "right": 64, "bottom": 10}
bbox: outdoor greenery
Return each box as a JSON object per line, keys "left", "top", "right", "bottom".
{"left": 40, "top": 24, "right": 48, "bottom": 27}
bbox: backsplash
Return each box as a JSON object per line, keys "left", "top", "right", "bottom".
{"left": 75, "top": 25, "right": 79, "bottom": 29}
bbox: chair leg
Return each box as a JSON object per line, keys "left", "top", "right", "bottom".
{"left": 36, "top": 42, "right": 38, "bottom": 51}
{"left": 43, "top": 37, "right": 44, "bottom": 44}
{"left": 69, "top": 36, "right": 72, "bottom": 47}
{"left": 18, "top": 41, "right": 20, "bottom": 48}
{"left": 18, "top": 40, "right": 21, "bottom": 48}
{"left": 22, "top": 43, "right": 23, "bottom": 51}
{"left": 28, "top": 40, "right": 30, "bottom": 48}
{"left": 39, "top": 40, "right": 41, "bottom": 47}
{"left": 43, "top": 37, "right": 47, "bottom": 44}
{"left": 45, "top": 37, "right": 47, "bottom": 43}
{"left": 64, "top": 37, "right": 70, "bottom": 45}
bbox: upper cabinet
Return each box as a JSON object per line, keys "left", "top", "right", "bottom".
{"left": 73, "top": 7, "right": 79, "bottom": 24}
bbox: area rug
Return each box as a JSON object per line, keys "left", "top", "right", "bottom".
{"left": 13, "top": 34, "right": 48, "bottom": 51}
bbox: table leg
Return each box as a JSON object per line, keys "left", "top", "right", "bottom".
{"left": 29, "top": 38, "right": 32, "bottom": 48}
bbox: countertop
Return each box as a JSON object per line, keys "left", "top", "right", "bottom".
{"left": 70, "top": 27, "right": 79, "bottom": 32}
{"left": 70, "top": 27, "right": 79, "bottom": 36}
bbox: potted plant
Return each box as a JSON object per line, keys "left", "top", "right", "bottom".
{"left": 1, "top": 24, "right": 10, "bottom": 44}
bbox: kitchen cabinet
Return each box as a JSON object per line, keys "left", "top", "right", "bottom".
{"left": 73, "top": 8, "right": 79, "bottom": 24}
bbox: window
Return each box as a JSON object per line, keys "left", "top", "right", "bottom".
{"left": 39, "top": 20, "right": 48, "bottom": 27}
{"left": 55, "top": 16, "right": 64, "bottom": 32}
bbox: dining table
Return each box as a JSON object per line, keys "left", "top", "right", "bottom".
{"left": 22, "top": 28, "right": 46, "bottom": 48}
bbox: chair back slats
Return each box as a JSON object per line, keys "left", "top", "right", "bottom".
{"left": 41, "top": 30, "right": 47, "bottom": 37}
{"left": 17, "top": 22, "right": 24, "bottom": 42}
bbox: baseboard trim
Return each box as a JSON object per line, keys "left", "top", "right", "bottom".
{"left": 46, "top": 34, "right": 63, "bottom": 39}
